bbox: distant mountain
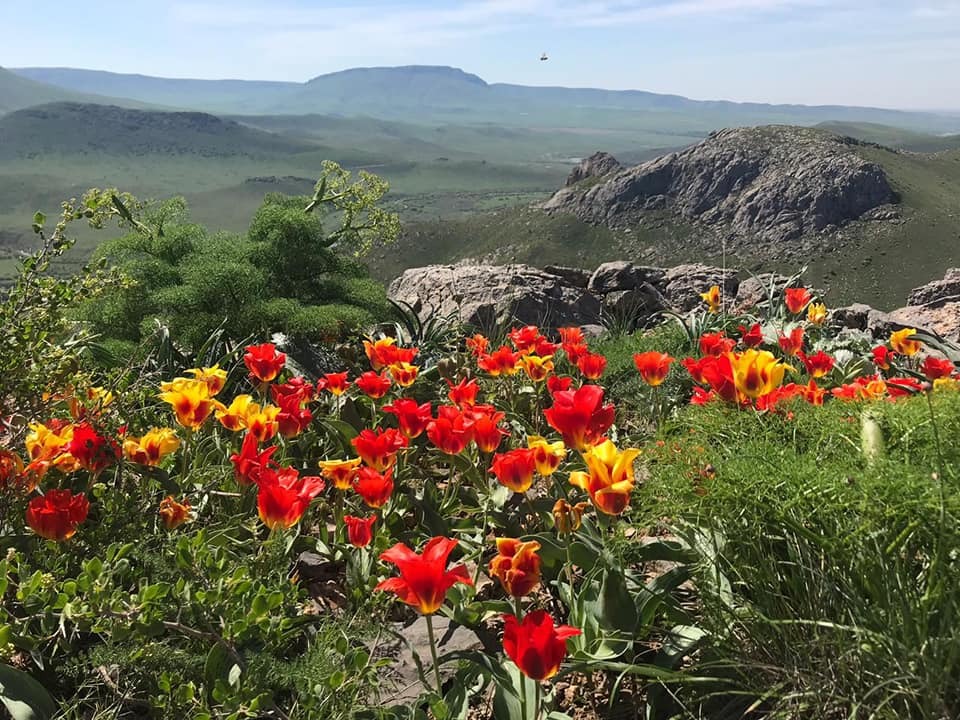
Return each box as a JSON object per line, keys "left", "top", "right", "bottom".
{"left": 815, "top": 121, "right": 960, "bottom": 153}
{"left": 0, "top": 66, "right": 147, "bottom": 114}
{"left": 0, "top": 102, "right": 321, "bottom": 160}
{"left": 13, "top": 65, "right": 960, "bottom": 134}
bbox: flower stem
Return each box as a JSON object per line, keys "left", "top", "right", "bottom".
{"left": 424, "top": 612, "right": 443, "bottom": 695}
{"left": 514, "top": 596, "right": 528, "bottom": 720}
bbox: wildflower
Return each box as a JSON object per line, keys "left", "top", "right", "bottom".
{"left": 699, "top": 332, "right": 735, "bottom": 357}
{"left": 777, "top": 327, "right": 805, "bottom": 357}
{"left": 543, "top": 385, "right": 615, "bottom": 452}
{"left": 159, "top": 379, "right": 221, "bottom": 430}
{"left": 159, "top": 496, "right": 191, "bottom": 530}
{"left": 690, "top": 386, "right": 716, "bottom": 405}
{"left": 477, "top": 346, "right": 520, "bottom": 376}
{"left": 66, "top": 422, "right": 119, "bottom": 474}
{"left": 355, "top": 371, "right": 393, "bottom": 399}
{"left": 465, "top": 334, "right": 490, "bottom": 358}
{"left": 123, "top": 428, "right": 180, "bottom": 466}
{"left": 872, "top": 345, "right": 896, "bottom": 371}
{"left": 509, "top": 326, "right": 546, "bottom": 354}
{"left": 491, "top": 448, "right": 537, "bottom": 494}
{"left": 700, "top": 285, "right": 721, "bottom": 313}
{"left": 921, "top": 356, "right": 956, "bottom": 381}
{"left": 66, "top": 386, "right": 114, "bottom": 420}
{"left": 244, "top": 403, "right": 280, "bottom": 443}
{"left": 785, "top": 287, "right": 813, "bottom": 314}
{"left": 633, "top": 351, "right": 674, "bottom": 386}
{"left": 546, "top": 375, "right": 573, "bottom": 396}
{"left": 447, "top": 377, "right": 480, "bottom": 407}
{"left": 801, "top": 379, "right": 827, "bottom": 406}
{"left": 244, "top": 343, "right": 286, "bottom": 383}
{"left": 375, "top": 536, "right": 472, "bottom": 615}
{"left": 187, "top": 365, "right": 227, "bottom": 396}
{"left": 257, "top": 467, "right": 325, "bottom": 531}
{"left": 570, "top": 439, "right": 639, "bottom": 516}
{"left": 527, "top": 436, "right": 566, "bottom": 476}
{"left": 427, "top": 406, "right": 474, "bottom": 455}
{"left": 352, "top": 428, "right": 409, "bottom": 471}
{"left": 384, "top": 398, "right": 433, "bottom": 439}
{"left": 502, "top": 610, "right": 581, "bottom": 681}
{"left": 698, "top": 355, "right": 740, "bottom": 403}
{"left": 807, "top": 303, "right": 828, "bottom": 325}
{"left": 275, "top": 394, "right": 312, "bottom": 438}
{"left": 887, "top": 377, "right": 924, "bottom": 398}
{"left": 388, "top": 362, "right": 419, "bottom": 388}
{"left": 488, "top": 538, "right": 541, "bottom": 597}
{"left": 520, "top": 354, "right": 555, "bottom": 382}
{"left": 318, "top": 372, "right": 350, "bottom": 396}
{"left": 563, "top": 342, "right": 589, "bottom": 364}
{"left": 318, "top": 457, "right": 362, "bottom": 490}
{"left": 552, "top": 498, "right": 589, "bottom": 534}
{"left": 364, "top": 337, "right": 400, "bottom": 370}
{"left": 344, "top": 515, "right": 377, "bottom": 548}
{"left": 729, "top": 350, "right": 793, "bottom": 400}
{"left": 739, "top": 323, "right": 764, "bottom": 348}
{"left": 0, "top": 449, "right": 29, "bottom": 493}
{"left": 216, "top": 395, "right": 256, "bottom": 431}
{"left": 26, "top": 489, "right": 89, "bottom": 541}
{"left": 889, "top": 328, "right": 921, "bottom": 357}
{"left": 271, "top": 376, "right": 314, "bottom": 405}
{"left": 353, "top": 467, "right": 394, "bottom": 509}
{"left": 469, "top": 405, "right": 509, "bottom": 453}
{"left": 229, "top": 432, "right": 278, "bottom": 486}
{"left": 575, "top": 352, "right": 606, "bottom": 380}
{"left": 558, "top": 326, "right": 585, "bottom": 346}
{"left": 800, "top": 350, "right": 835, "bottom": 379}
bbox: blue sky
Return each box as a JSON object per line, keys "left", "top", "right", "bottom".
{"left": 4, "top": 1, "right": 960, "bottom": 109}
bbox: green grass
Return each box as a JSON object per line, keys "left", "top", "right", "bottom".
{"left": 816, "top": 121, "right": 960, "bottom": 153}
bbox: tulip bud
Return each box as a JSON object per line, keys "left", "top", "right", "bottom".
{"left": 552, "top": 499, "right": 589, "bottom": 534}
{"left": 436, "top": 357, "right": 457, "bottom": 381}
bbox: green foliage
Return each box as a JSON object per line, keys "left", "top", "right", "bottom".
{"left": 84, "top": 163, "right": 398, "bottom": 355}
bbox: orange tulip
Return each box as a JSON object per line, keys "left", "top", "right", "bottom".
{"left": 159, "top": 496, "right": 191, "bottom": 529}
{"left": 488, "top": 538, "right": 542, "bottom": 597}
{"left": 159, "top": 379, "right": 221, "bottom": 430}
{"left": 633, "top": 351, "right": 674, "bottom": 386}
{"left": 351, "top": 428, "right": 409, "bottom": 472}
{"left": 785, "top": 287, "right": 813, "bottom": 314}
{"left": 552, "top": 498, "right": 589, "bottom": 534}
{"left": 543, "top": 385, "right": 615, "bottom": 452}
{"left": 123, "top": 427, "right": 180, "bottom": 466}
{"left": 26, "top": 489, "right": 90, "bottom": 541}
{"left": 318, "top": 457, "right": 362, "bottom": 491}
{"left": 576, "top": 352, "right": 607, "bottom": 380}
{"left": 375, "top": 536, "right": 472, "bottom": 615}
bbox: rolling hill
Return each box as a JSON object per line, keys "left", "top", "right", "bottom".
{"left": 369, "top": 126, "right": 960, "bottom": 309}
{"left": 815, "top": 121, "right": 960, "bottom": 153}
{"left": 14, "top": 65, "right": 960, "bottom": 134}
{"left": 0, "top": 67, "right": 149, "bottom": 114}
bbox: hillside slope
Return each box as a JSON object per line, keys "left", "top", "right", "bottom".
{"left": 13, "top": 65, "right": 960, "bottom": 133}
{"left": 0, "top": 102, "right": 320, "bottom": 159}
{"left": 0, "top": 67, "right": 148, "bottom": 114}
{"left": 816, "top": 121, "right": 960, "bottom": 153}
{"left": 374, "top": 126, "right": 960, "bottom": 308}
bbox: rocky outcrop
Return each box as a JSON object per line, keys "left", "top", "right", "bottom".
{"left": 542, "top": 126, "right": 898, "bottom": 246}
{"left": 564, "top": 152, "right": 622, "bottom": 187}
{"left": 387, "top": 264, "right": 601, "bottom": 330}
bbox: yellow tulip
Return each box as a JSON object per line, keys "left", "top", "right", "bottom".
{"left": 889, "top": 328, "right": 921, "bottom": 357}
{"left": 527, "top": 435, "right": 566, "bottom": 476}
{"left": 124, "top": 428, "right": 181, "bottom": 466}
{"left": 728, "top": 350, "right": 793, "bottom": 400}
{"left": 699, "top": 285, "right": 721, "bottom": 314}
{"left": 570, "top": 439, "right": 640, "bottom": 516}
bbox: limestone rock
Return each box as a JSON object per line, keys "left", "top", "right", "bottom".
{"left": 542, "top": 126, "right": 897, "bottom": 247}
{"left": 588, "top": 261, "right": 666, "bottom": 294}
{"left": 564, "top": 151, "right": 622, "bottom": 187}
{"left": 662, "top": 264, "right": 739, "bottom": 311}
{"left": 906, "top": 268, "right": 960, "bottom": 306}
{"left": 387, "top": 264, "right": 601, "bottom": 330}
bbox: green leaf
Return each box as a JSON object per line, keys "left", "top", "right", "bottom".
{"left": 203, "top": 642, "right": 233, "bottom": 694}
{"left": 0, "top": 663, "right": 57, "bottom": 720}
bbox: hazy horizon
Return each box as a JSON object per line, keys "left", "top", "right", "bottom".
{"left": 3, "top": 1, "right": 960, "bottom": 112}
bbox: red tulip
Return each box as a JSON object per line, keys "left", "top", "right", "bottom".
{"left": 491, "top": 448, "right": 537, "bottom": 493}
{"left": 922, "top": 356, "right": 956, "bottom": 381}
{"left": 229, "top": 432, "right": 278, "bottom": 486}
{"left": 427, "top": 406, "right": 474, "bottom": 455}
{"left": 576, "top": 352, "right": 607, "bottom": 380}
{"left": 887, "top": 376, "right": 925, "bottom": 397}
{"left": 558, "top": 327, "right": 585, "bottom": 346}
{"left": 488, "top": 538, "right": 541, "bottom": 597}
{"left": 257, "top": 467, "right": 325, "bottom": 530}
{"left": 690, "top": 386, "right": 716, "bottom": 405}
{"left": 777, "top": 327, "right": 805, "bottom": 357}
{"left": 344, "top": 514, "right": 377, "bottom": 548}
{"left": 801, "top": 350, "right": 835, "bottom": 379}
{"left": 353, "top": 466, "right": 394, "bottom": 509}
{"left": 699, "top": 332, "right": 735, "bottom": 357}
{"left": 739, "top": 323, "right": 764, "bottom": 348}
{"left": 477, "top": 346, "right": 520, "bottom": 376}
{"left": 562, "top": 342, "right": 588, "bottom": 364}
{"left": 543, "top": 385, "right": 615, "bottom": 452}
{"left": 801, "top": 380, "right": 827, "bottom": 406}
{"left": 352, "top": 428, "right": 409, "bottom": 472}
{"left": 383, "top": 398, "right": 433, "bottom": 439}
{"left": 633, "top": 351, "right": 674, "bottom": 386}
{"left": 469, "top": 405, "right": 509, "bottom": 453}
{"left": 509, "top": 325, "right": 545, "bottom": 354}
{"left": 872, "top": 345, "right": 896, "bottom": 371}
{"left": 67, "top": 422, "right": 119, "bottom": 474}
{"left": 698, "top": 355, "right": 740, "bottom": 403}
{"left": 465, "top": 334, "right": 490, "bottom": 358}
{"left": 546, "top": 375, "right": 573, "bottom": 396}
{"left": 318, "top": 372, "right": 350, "bottom": 396}
{"left": 682, "top": 356, "right": 710, "bottom": 385}
{"left": 26, "top": 489, "right": 90, "bottom": 541}
{"left": 244, "top": 343, "right": 286, "bottom": 383}
{"left": 355, "top": 371, "right": 393, "bottom": 399}
{"left": 447, "top": 377, "right": 480, "bottom": 407}
{"left": 276, "top": 394, "right": 312, "bottom": 438}
{"left": 271, "top": 377, "right": 314, "bottom": 405}
{"left": 502, "top": 610, "right": 581, "bottom": 681}
{"left": 375, "top": 536, "right": 473, "bottom": 615}
{"left": 785, "top": 287, "right": 813, "bottom": 314}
